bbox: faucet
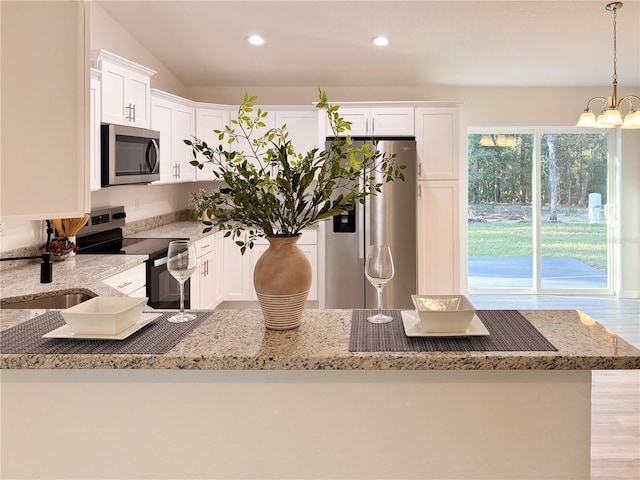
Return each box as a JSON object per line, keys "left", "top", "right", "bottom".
{"left": 0, "top": 220, "right": 54, "bottom": 283}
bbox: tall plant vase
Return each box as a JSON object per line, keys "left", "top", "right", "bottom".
{"left": 254, "top": 236, "right": 312, "bottom": 330}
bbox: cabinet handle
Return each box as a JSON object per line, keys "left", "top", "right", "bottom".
{"left": 371, "top": 117, "right": 374, "bottom": 135}
{"left": 204, "top": 259, "right": 209, "bottom": 276}
{"left": 418, "top": 163, "right": 422, "bottom": 177}
{"left": 131, "top": 103, "right": 136, "bottom": 122}
{"left": 117, "top": 281, "right": 133, "bottom": 289}
{"left": 418, "top": 184, "right": 422, "bottom": 198}
{"left": 200, "top": 244, "right": 210, "bottom": 250}
{"left": 366, "top": 118, "right": 369, "bottom": 135}
{"left": 178, "top": 164, "right": 181, "bottom": 178}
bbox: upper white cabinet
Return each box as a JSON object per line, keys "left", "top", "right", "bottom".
{"left": 415, "top": 107, "right": 460, "bottom": 180}
{"left": 194, "top": 107, "right": 231, "bottom": 181}
{"left": 151, "top": 91, "right": 196, "bottom": 183}
{"left": 325, "top": 107, "right": 415, "bottom": 137}
{"left": 274, "top": 110, "right": 318, "bottom": 155}
{"left": 89, "top": 69, "right": 102, "bottom": 191}
{"left": 0, "top": 1, "right": 89, "bottom": 220}
{"left": 92, "top": 50, "right": 155, "bottom": 128}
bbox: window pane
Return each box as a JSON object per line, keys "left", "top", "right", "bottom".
{"left": 468, "top": 133, "right": 534, "bottom": 289}
{"left": 539, "top": 133, "right": 609, "bottom": 290}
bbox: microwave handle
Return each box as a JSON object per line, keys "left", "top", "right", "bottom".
{"left": 146, "top": 139, "right": 159, "bottom": 172}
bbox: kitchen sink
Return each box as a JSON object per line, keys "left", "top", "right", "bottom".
{"left": 0, "top": 291, "right": 96, "bottom": 309}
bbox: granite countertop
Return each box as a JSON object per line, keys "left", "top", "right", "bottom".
{"left": 0, "top": 254, "right": 148, "bottom": 308}
{"left": 1, "top": 308, "right": 639, "bottom": 370}
{"left": 2, "top": 221, "right": 639, "bottom": 372}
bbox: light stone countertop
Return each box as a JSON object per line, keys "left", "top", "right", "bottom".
{"left": 1, "top": 221, "right": 639, "bottom": 371}
{"left": 1, "top": 307, "right": 639, "bottom": 370}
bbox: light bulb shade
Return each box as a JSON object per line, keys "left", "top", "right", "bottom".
{"left": 596, "top": 112, "right": 616, "bottom": 128}
{"left": 576, "top": 110, "right": 597, "bottom": 127}
{"left": 601, "top": 108, "right": 623, "bottom": 126}
{"left": 479, "top": 135, "right": 495, "bottom": 146}
{"left": 621, "top": 110, "right": 640, "bottom": 129}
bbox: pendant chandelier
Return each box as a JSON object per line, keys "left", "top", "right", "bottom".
{"left": 576, "top": 2, "right": 640, "bottom": 129}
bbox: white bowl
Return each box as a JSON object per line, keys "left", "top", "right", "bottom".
{"left": 60, "top": 296, "right": 148, "bottom": 335}
{"left": 411, "top": 295, "right": 476, "bottom": 333}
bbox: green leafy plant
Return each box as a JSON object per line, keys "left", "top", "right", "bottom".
{"left": 185, "top": 89, "right": 406, "bottom": 253}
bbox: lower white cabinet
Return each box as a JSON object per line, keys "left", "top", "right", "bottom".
{"left": 190, "top": 232, "right": 223, "bottom": 309}
{"left": 417, "top": 180, "right": 459, "bottom": 295}
{"left": 223, "top": 229, "right": 318, "bottom": 302}
{"left": 102, "top": 263, "right": 147, "bottom": 297}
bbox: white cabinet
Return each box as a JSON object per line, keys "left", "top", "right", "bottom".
{"left": 90, "top": 69, "right": 102, "bottom": 191}
{"left": 417, "top": 180, "right": 459, "bottom": 295}
{"left": 92, "top": 50, "right": 155, "bottom": 128}
{"left": 191, "top": 232, "right": 223, "bottom": 309}
{"left": 222, "top": 233, "right": 254, "bottom": 301}
{"left": 1, "top": 0, "right": 89, "bottom": 220}
{"left": 222, "top": 229, "right": 319, "bottom": 302}
{"left": 274, "top": 110, "right": 318, "bottom": 155}
{"left": 194, "top": 107, "right": 231, "bottom": 181}
{"left": 325, "top": 107, "right": 414, "bottom": 137}
{"left": 102, "top": 263, "right": 147, "bottom": 297}
{"left": 415, "top": 107, "right": 460, "bottom": 180}
{"left": 151, "top": 91, "right": 196, "bottom": 183}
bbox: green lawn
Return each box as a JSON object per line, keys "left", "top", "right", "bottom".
{"left": 468, "top": 222, "right": 607, "bottom": 272}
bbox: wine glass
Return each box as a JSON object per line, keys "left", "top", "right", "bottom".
{"left": 365, "top": 244, "right": 395, "bottom": 324}
{"left": 167, "top": 240, "right": 197, "bottom": 323}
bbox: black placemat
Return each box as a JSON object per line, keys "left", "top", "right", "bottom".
{"left": 0, "top": 310, "right": 213, "bottom": 355}
{"left": 349, "top": 310, "right": 558, "bottom": 352}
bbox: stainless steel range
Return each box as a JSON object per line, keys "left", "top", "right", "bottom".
{"left": 76, "top": 206, "right": 190, "bottom": 309}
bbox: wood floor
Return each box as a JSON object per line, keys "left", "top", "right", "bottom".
{"left": 469, "top": 294, "right": 640, "bottom": 480}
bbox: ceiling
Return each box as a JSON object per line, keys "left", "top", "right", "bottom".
{"left": 96, "top": 0, "right": 640, "bottom": 89}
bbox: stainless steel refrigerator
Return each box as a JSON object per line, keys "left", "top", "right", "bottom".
{"left": 325, "top": 139, "right": 417, "bottom": 309}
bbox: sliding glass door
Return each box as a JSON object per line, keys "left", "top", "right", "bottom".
{"left": 467, "top": 129, "right": 613, "bottom": 294}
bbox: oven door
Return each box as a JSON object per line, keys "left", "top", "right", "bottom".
{"left": 147, "top": 252, "right": 190, "bottom": 309}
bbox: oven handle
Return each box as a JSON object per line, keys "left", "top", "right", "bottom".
{"left": 153, "top": 255, "right": 168, "bottom": 267}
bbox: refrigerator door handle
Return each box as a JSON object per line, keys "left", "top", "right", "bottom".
{"left": 358, "top": 172, "right": 366, "bottom": 259}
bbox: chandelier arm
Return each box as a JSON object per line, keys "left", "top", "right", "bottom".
{"left": 617, "top": 95, "right": 640, "bottom": 109}
{"left": 583, "top": 96, "right": 609, "bottom": 112}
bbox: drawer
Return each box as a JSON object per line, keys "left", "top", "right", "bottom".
{"left": 195, "top": 234, "right": 216, "bottom": 257}
{"left": 102, "top": 263, "right": 146, "bottom": 295}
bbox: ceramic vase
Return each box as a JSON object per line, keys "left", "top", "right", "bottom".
{"left": 253, "top": 236, "right": 311, "bottom": 330}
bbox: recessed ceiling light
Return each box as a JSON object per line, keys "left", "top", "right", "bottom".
{"left": 247, "top": 35, "right": 265, "bottom": 46}
{"left": 371, "top": 36, "right": 389, "bottom": 47}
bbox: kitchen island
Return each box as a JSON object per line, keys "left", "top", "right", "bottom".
{"left": 2, "top": 305, "right": 639, "bottom": 479}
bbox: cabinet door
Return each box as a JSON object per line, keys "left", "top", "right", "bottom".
{"left": 298, "top": 244, "right": 318, "bottom": 301}
{"left": 100, "top": 60, "right": 128, "bottom": 126}
{"left": 173, "top": 104, "right": 196, "bottom": 182}
{"left": 212, "top": 232, "right": 224, "bottom": 307}
{"left": 151, "top": 98, "right": 175, "bottom": 183}
{"left": 100, "top": 59, "right": 151, "bottom": 128}
{"left": 417, "top": 180, "right": 459, "bottom": 294}
{"left": 192, "top": 250, "right": 215, "bottom": 309}
{"left": 194, "top": 108, "right": 230, "bottom": 181}
{"left": 222, "top": 235, "right": 253, "bottom": 301}
{"left": 127, "top": 70, "right": 151, "bottom": 128}
{"left": 90, "top": 71, "right": 102, "bottom": 191}
{"left": 371, "top": 108, "right": 414, "bottom": 136}
{"left": 274, "top": 110, "right": 318, "bottom": 156}
{"left": 329, "top": 108, "right": 369, "bottom": 136}
{"left": 152, "top": 96, "right": 195, "bottom": 183}
{"left": 1, "top": 0, "right": 89, "bottom": 220}
{"left": 415, "top": 107, "right": 459, "bottom": 180}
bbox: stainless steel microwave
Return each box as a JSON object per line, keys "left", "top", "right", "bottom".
{"left": 101, "top": 124, "right": 160, "bottom": 187}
